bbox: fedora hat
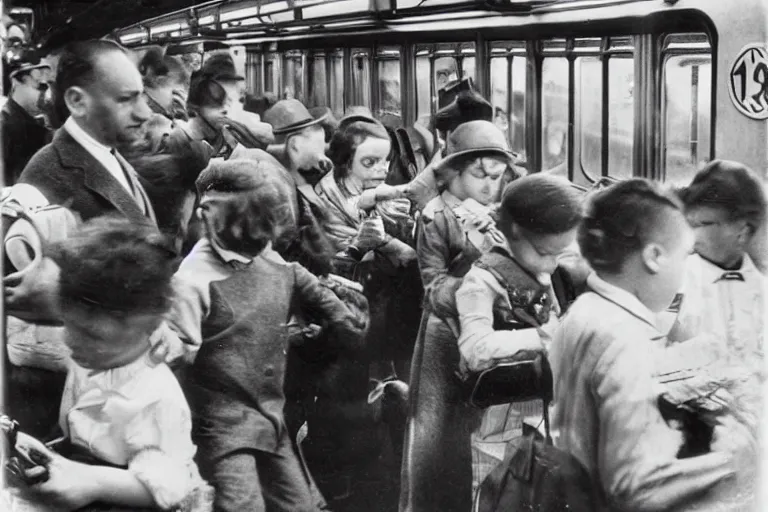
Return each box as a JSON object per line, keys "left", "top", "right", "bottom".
{"left": 264, "top": 99, "right": 328, "bottom": 136}
{"left": 201, "top": 53, "right": 244, "bottom": 82}
{"left": 435, "top": 120, "right": 517, "bottom": 172}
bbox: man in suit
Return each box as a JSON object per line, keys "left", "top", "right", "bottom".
{"left": 15, "top": 39, "right": 154, "bottom": 225}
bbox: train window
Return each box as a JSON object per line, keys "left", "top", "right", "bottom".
{"left": 329, "top": 49, "right": 344, "bottom": 118}
{"left": 607, "top": 56, "right": 634, "bottom": 179}
{"left": 376, "top": 46, "right": 402, "bottom": 119}
{"left": 264, "top": 50, "right": 281, "bottom": 94}
{"left": 541, "top": 57, "right": 569, "bottom": 173}
{"left": 574, "top": 36, "right": 635, "bottom": 180}
{"left": 662, "top": 34, "right": 712, "bottom": 187}
{"left": 415, "top": 50, "right": 431, "bottom": 125}
{"left": 578, "top": 57, "right": 602, "bottom": 177}
{"left": 245, "top": 51, "right": 263, "bottom": 95}
{"left": 283, "top": 50, "right": 305, "bottom": 102}
{"left": 309, "top": 52, "right": 328, "bottom": 108}
{"left": 490, "top": 42, "right": 527, "bottom": 158}
{"left": 351, "top": 48, "right": 372, "bottom": 110}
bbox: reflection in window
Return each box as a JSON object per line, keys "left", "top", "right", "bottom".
{"left": 351, "top": 49, "right": 371, "bottom": 110}
{"left": 329, "top": 50, "right": 344, "bottom": 118}
{"left": 376, "top": 49, "right": 402, "bottom": 117}
{"left": 541, "top": 58, "right": 568, "bottom": 173}
{"left": 665, "top": 55, "right": 712, "bottom": 187}
{"left": 309, "top": 53, "right": 328, "bottom": 108}
{"left": 608, "top": 57, "right": 634, "bottom": 179}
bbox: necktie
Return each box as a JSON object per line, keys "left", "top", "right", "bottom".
{"left": 111, "top": 149, "right": 157, "bottom": 224}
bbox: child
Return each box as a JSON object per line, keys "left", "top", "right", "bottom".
{"left": 8, "top": 217, "right": 211, "bottom": 511}
{"left": 456, "top": 173, "right": 583, "bottom": 372}
{"left": 401, "top": 120, "right": 520, "bottom": 512}
{"left": 666, "top": 160, "right": 766, "bottom": 370}
{"left": 174, "top": 160, "right": 365, "bottom": 512}
{"left": 550, "top": 179, "right": 737, "bottom": 511}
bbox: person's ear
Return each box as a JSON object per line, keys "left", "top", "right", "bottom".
{"left": 508, "top": 222, "right": 523, "bottom": 242}
{"left": 737, "top": 220, "right": 755, "bottom": 245}
{"left": 63, "top": 86, "right": 89, "bottom": 118}
{"left": 641, "top": 242, "right": 663, "bottom": 274}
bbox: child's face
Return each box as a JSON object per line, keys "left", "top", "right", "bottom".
{"left": 686, "top": 205, "right": 750, "bottom": 267}
{"left": 451, "top": 156, "right": 506, "bottom": 206}
{"left": 509, "top": 226, "right": 578, "bottom": 278}
{"left": 62, "top": 307, "right": 158, "bottom": 371}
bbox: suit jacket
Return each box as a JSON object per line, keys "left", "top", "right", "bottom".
{"left": 17, "top": 128, "right": 156, "bottom": 226}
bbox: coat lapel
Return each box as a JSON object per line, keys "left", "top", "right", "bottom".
{"left": 53, "top": 129, "right": 148, "bottom": 223}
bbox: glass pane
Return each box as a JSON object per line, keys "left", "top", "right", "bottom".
{"left": 608, "top": 57, "right": 634, "bottom": 179}
{"left": 415, "top": 52, "right": 431, "bottom": 126}
{"left": 578, "top": 57, "right": 602, "bottom": 178}
{"left": 377, "top": 47, "right": 401, "bottom": 119}
{"left": 541, "top": 58, "right": 569, "bottom": 173}
{"left": 461, "top": 56, "right": 476, "bottom": 83}
{"left": 490, "top": 57, "right": 509, "bottom": 139}
{"left": 283, "top": 53, "right": 304, "bottom": 102}
{"left": 510, "top": 57, "right": 526, "bottom": 158}
{"left": 264, "top": 54, "right": 279, "bottom": 94}
{"left": 329, "top": 50, "right": 344, "bottom": 118}
{"left": 489, "top": 56, "right": 526, "bottom": 158}
{"left": 351, "top": 49, "right": 371, "bottom": 110}
{"left": 665, "top": 55, "right": 712, "bottom": 188}
{"left": 435, "top": 56, "right": 459, "bottom": 108}
{"left": 246, "top": 51, "right": 262, "bottom": 95}
{"left": 309, "top": 52, "right": 328, "bottom": 107}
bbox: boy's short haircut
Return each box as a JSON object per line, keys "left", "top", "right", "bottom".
{"left": 498, "top": 173, "right": 583, "bottom": 237}
{"left": 50, "top": 216, "right": 177, "bottom": 316}
{"left": 196, "top": 159, "right": 296, "bottom": 256}
{"left": 679, "top": 159, "right": 767, "bottom": 230}
{"left": 579, "top": 178, "right": 683, "bottom": 274}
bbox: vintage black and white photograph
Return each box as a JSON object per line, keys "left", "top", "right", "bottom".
{"left": 0, "top": 0, "right": 766, "bottom": 511}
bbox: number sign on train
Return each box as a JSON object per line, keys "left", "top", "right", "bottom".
{"left": 729, "top": 43, "right": 768, "bottom": 120}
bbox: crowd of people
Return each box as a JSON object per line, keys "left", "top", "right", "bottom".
{"left": 1, "top": 37, "right": 766, "bottom": 512}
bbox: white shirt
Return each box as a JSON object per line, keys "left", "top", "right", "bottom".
{"left": 663, "top": 254, "right": 765, "bottom": 370}
{"left": 551, "top": 273, "right": 735, "bottom": 511}
{"left": 59, "top": 352, "right": 203, "bottom": 508}
{"left": 63, "top": 117, "right": 132, "bottom": 194}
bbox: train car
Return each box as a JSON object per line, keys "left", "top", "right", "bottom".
{"left": 113, "top": 0, "right": 768, "bottom": 189}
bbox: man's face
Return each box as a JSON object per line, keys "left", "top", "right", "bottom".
{"left": 686, "top": 205, "right": 750, "bottom": 267}
{"left": 82, "top": 51, "right": 152, "bottom": 146}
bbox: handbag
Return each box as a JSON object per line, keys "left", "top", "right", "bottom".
{"left": 458, "top": 350, "right": 553, "bottom": 409}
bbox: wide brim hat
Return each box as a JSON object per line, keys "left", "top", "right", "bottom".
{"left": 435, "top": 120, "right": 518, "bottom": 173}
{"left": 264, "top": 99, "right": 328, "bottom": 136}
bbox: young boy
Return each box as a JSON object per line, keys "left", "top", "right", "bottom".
{"left": 170, "top": 159, "right": 365, "bottom": 512}
{"left": 666, "top": 160, "right": 766, "bottom": 370}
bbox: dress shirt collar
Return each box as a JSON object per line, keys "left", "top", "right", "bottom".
{"left": 64, "top": 116, "right": 114, "bottom": 159}
{"left": 692, "top": 253, "right": 758, "bottom": 284}
{"left": 587, "top": 272, "right": 659, "bottom": 329}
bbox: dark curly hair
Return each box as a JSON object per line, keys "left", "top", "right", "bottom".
{"left": 50, "top": 217, "right": 177, "bottom": 316}
{"left": 579, "top": 178, "right": 683, "bottom": 274}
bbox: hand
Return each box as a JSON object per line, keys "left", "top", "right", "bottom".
{"left": 4, "top": 257, "right": 63, "bottom": 325}
{"left": 355, "top": 218, "right": 387, "bottom": 252}
{"left": 15, "top": 453, "right": 98, "bottom": 511}
{"left": 465, "top": 212, "right": 495, "bottom": 232}
{"left": 374, "top": 184, "right": 407, "bottom": 202}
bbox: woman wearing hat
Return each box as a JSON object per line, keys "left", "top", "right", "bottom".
{"left": 401, "top": 120, "right": 522, "bottom": 512}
